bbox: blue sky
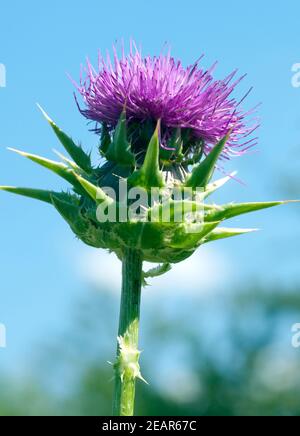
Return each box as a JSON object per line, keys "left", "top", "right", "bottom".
{"left": 0, "top": 0, "right": 300, "bottom": 371}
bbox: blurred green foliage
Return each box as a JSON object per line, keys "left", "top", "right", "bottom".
{"left": 1, "top": 285, "right": 300, "bottom": 416}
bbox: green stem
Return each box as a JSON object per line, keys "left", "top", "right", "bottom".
{"left": 113, "top": 248, "right": 143, "bottom": 416}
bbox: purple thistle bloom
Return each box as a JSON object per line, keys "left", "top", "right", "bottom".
{"left": 75, "top": 42, "right": 259, "bottom": 158}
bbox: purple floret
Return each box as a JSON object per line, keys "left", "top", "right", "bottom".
{"left": 75, "top": 42, "right": 259, "bottom": 158}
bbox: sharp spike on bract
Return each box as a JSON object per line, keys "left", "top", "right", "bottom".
{"left": 8, "top": 147, "right": 83, "bottom": 192}
{"left": 37, "top": 104, "right": 92, "bottom": 173}
{"left": 204, "top": 171, "right": 237, "bottom": 198}
{"left": 169, "top": 221, "right": 220, "bottom": 250}
{"left": 128, "top": 120, "right": 164, "bottom": 190}
{"left": 204, "top": 227, "right": 259, "bottom": 243}
{"left": 74, "top": 174, "right": 114, "bottom": 205}
{"left": 185, "top": 133, "right": 231, "bottom": 189}
{"left": 0, "top": 186, "right": 54, "bottom": 204}
{"left": 52, "top": 149, "right": 79, "bottom": 169}
{"left": 106, "top": 109, "right": 135, "bottom": 166}
{"left": 205, "top": 200, "right": 298, "bottom": 222}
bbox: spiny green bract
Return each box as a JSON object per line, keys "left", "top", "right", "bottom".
{"left": 0, "top": 108, "right": 293, "bottom": 266}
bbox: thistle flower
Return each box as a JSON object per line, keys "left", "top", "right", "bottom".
{"left": 76, "top": 42, "right": 258, "bottom": 161}
{"left": 0, "top": 42, "right": 296, "bottom": 417}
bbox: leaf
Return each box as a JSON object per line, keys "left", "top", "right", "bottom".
{"left": 0, "top": 186, "right": 54, "bottom": 204}
{"left": 204, "top": 227, "right": 259, "bottom": 243}
{"left": 0, "top": 185, "right": 82, "bottom": 212}
{"left": 142, "top": 263, "right": 172, "bottom": 286}
{"left": 128, "top": 120, "right": 165, "bottom": 190}
{"left": 38, "top": 105, "right": 92, "bottom": 173}
{"left": 185, "top": 133, "right": 230, "bottom": 189}
{"left": 205, "top": 200, "right": 296, "bottom": 222}
{"left": 106, "top": 109, "right": 135, "bottom": 166}
{"left": 8, "top": 148, "right": 83, "bottom": 192}
{"left": 143, "top": 263, "right": 172, "bottom": 279}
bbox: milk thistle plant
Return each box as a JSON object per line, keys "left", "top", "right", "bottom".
{"left": 0, "top": 43, "right": 296, "bottom": 416}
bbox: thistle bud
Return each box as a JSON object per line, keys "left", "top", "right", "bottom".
{"left": 0, "top": 44, "right": 294, "bottom": 267}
